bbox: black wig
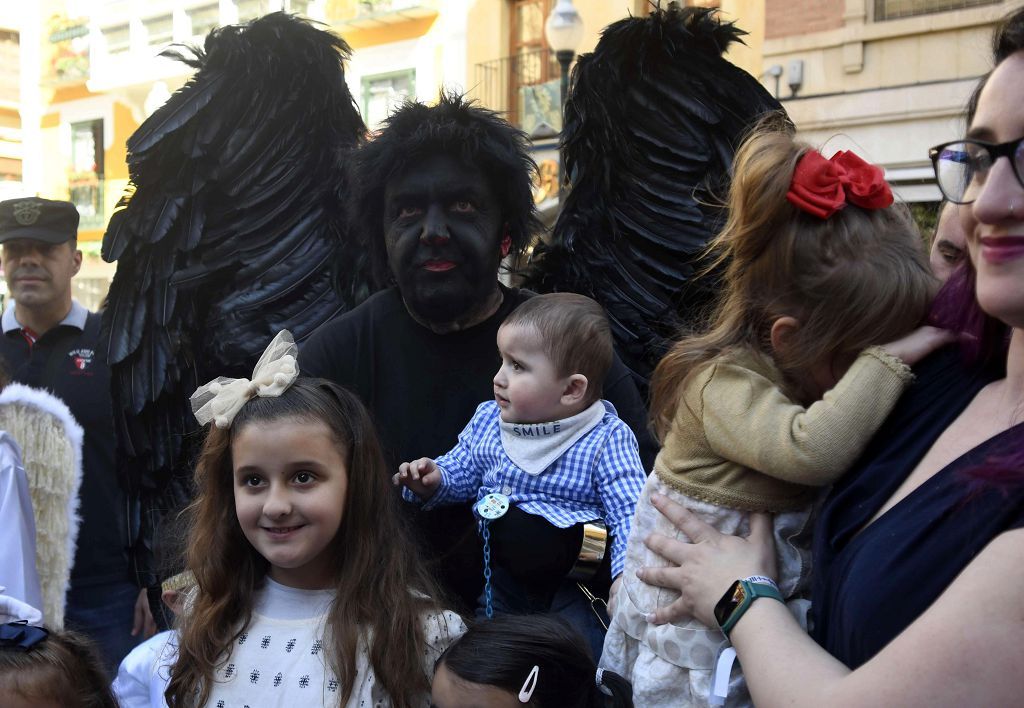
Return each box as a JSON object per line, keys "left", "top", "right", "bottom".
{"left": 347, "top": 91, "right": 543, "bottom": 286}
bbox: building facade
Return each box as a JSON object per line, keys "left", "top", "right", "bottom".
{"left": 764, "top": 0, "right": 1023, "bottom": 214}
{"left": 12, "top": 0, "right": 1011, "bottom": 304}
{"left": 12, "top": 0, "right": 465, "bottom": 306}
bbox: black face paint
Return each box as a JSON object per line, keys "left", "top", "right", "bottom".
{"left": 382, "top": 154, "right": 504, "bottom": 326}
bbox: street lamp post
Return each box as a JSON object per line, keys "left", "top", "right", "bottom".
{"left": 544, "top": 0, "right": 584, "bottom": 203}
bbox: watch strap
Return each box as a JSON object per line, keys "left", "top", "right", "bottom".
{"left": 742, "top": 575, "right": 778, "bottom": 590}
{"left": 719, "top": 579, "right": 784, "bottom": 639}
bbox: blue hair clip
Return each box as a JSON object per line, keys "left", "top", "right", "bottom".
{"left": 0, "top": 621, "right": 49, "bottom": 651}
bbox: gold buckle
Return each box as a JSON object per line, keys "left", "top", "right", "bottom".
{"left": 567, "top": 521, "right": 607, "bottom": 582}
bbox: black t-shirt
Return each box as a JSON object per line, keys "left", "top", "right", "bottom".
{"left": 301, "top": 285, "right": 655, "bottom": 607}
{"left": 0, "top": 311, "right": 130, "bottom": 586}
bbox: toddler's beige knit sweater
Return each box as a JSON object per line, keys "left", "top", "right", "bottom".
{"left": 654, "top": 346, "right": 913, "bottom": 512}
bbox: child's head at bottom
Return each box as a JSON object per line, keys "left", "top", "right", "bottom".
{"left": 495, "top": 293, "right": 614, "bottom": 424}
{"left": 0, "top": 625, "right": 117, "bottom": 708}
{"left": 174, "top": 376, "right": 443, "bottom": 708}
{"left": 431, "top": 615, "right": 633, "bottom": 708}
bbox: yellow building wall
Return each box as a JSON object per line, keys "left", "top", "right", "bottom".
{"left": 38, "top": 111, "right": 65, "bottom": 204}
{"left": 720, "top": 0, "right": 765, "bottom": 77}
{"left": 761, "top": 2, "right": 1012, "bottom": 98}
{"left": 344, "top": 15, "right": 438, "bottom": 49}
{"left": 0, "top": 108, "right": 18, "bottom": 130}
{"left": 465, "top": 0, "right": 507, "bottom": 105}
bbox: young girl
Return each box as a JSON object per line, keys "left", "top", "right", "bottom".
{"left": 166, "top": 332, "right": 465, "bottom": 707}
{"left": 601, "top": 125, "right": 948, "bottom": 706}
{"left": 431, "top": 614, "right": 633, "bottom": 708}
{"left": 0, "top": 622, "right": 117, "bottom": 708}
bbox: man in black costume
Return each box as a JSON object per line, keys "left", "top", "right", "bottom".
{"left": 302, "top": 95, "right": 654, "bottom": 638}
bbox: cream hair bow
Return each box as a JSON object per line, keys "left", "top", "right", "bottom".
{"left": 190, "top": 330, "right": 299, "bottom": 429}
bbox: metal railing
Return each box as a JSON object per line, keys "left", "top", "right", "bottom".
{"left": 69, "top": 174, "right": 105, "bottom": 230}
{"left": 474, "top": 47, "right": 560, "bottom": 130}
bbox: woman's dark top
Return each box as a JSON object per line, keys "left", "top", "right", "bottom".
{"left": 810, "top": 348, "right": 1024, "bottom": 668}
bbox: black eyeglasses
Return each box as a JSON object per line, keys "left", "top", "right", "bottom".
{"left": 929, "top": 136, "right": 1024, "bottom": 204}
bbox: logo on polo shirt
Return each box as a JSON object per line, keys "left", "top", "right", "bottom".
{"left": 69, "top": 348, "right": 94, "bottom": 371}
{"left": 12, "top": 200, "right": 42, "bottom": 225}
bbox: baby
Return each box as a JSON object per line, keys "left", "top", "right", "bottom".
{"left": 396, "top": 293, "right": 646, "bottom": 617}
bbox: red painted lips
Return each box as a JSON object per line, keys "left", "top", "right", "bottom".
{"left": 980, "top": 236, "right": 1024, "bottom": 264}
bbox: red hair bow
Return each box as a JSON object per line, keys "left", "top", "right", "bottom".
{"left": 786, "top": 149, "right": 893, "bottom": 219}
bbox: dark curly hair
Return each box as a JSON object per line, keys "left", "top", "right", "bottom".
{"left": 348, "top": 90, "right": 543, "bottom": 286}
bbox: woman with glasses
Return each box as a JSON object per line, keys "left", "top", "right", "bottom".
{"left": 630, "top": 7, "right": 1024, "bottom": 707}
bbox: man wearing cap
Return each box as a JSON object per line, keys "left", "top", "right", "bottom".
{"left": 0, "top": 196, "right": 153, "bottom": 675}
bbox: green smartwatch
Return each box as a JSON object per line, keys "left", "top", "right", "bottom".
{"left": 714, "top": 576, "right": 783, "bottom": 639}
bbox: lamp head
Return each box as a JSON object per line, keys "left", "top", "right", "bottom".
{"left": 545, "top": 0, "right": 585, "bottom": 54}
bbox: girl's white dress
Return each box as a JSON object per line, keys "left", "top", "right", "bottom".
{"left": 160, "top": 578, "right": 465, "bottom": 708}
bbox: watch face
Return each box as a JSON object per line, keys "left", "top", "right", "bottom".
{"left": 714, "top": 581, "right": 747, "bottom": 628}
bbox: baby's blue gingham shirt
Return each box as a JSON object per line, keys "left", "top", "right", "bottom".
{"left": 405, "top": 400, "right": 646, "bottom": 577}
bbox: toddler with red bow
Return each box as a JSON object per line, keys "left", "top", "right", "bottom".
{"left": 601, "top": 124, "right": 952, "bottom": 706}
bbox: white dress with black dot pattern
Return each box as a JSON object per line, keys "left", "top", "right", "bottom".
{"left": 203, "top": 577, "right": 465, "bottom": 707}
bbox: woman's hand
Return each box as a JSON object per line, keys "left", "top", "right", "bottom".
{"left": 638, "top": 493, "right": 778, "bottom": 627}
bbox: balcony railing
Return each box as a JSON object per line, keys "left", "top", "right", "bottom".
{"left": 474, "top": 48, "right": 561, "bottom": 133}
{"left": 69, "top": 173, "right": 105, "bottom": 230}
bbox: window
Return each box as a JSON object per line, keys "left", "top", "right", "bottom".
{"left": 361, "top": 70, "right": 415, "bottom": 129}
{"left": 189, "top": 3, "right": 220, "bottom": 38}
{"left": 104, "top": 24, "right": 130, "bottom": 55}
{"left": 69, "top": 120, "right": 104, "bottom": 227}
{"left": 509, "top": 0, "right": 558, "bottom": 127}
{"left": 236, "top": 0, "right": 310, "bottom": 22}
{"left": 874, "top": 0, "right": 998, "bottom": 21}
{"left": 236, "top": 0, "right": 273, "bottom": 22}
{"left": 144, "top": 14, "right": 174, "bottom": 47}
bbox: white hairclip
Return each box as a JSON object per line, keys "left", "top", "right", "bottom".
{"left": 518, "top": 664, "right": 539, "bottom": 703}
{"left": 190, "top": 330, "right": 299, "bottom": 429}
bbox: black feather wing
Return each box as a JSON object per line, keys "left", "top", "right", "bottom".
{"left": 522, "top": 6, "right": 789, "bottom": 388}
{"left": 101, "top": 13, "right": 370, "bottom": 566}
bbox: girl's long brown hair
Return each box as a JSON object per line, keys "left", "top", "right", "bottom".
{"left": 650, "top": 123, "right": 937, "bottom": 439}
{"left": 166, "top": 379, "right": 451, "bottom": 707}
